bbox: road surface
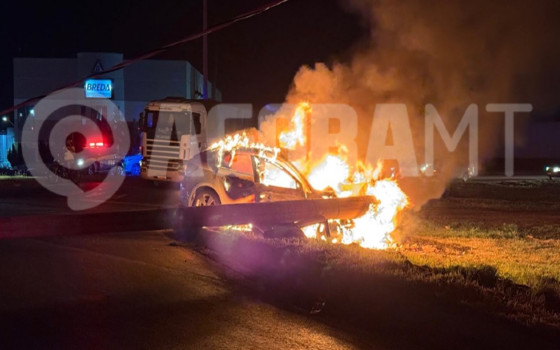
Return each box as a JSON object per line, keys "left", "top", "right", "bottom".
{"left": 0, "top": 178, "right": 180, "bottom": 217}
{"left": 0, "top": 229, "right": 375, "bottom": 349}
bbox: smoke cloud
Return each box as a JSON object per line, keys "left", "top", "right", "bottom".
{"left": 266, "top": 0, "right": 560, "bottom": 206}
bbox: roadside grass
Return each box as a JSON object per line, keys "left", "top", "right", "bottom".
{"left": 170, "top": 180, "right": 560, "bottom": 345}
{"left": 425, "top": 197, "right": 560, "bottom": 211}
{"left": 0, "top": 175, "right": 32, "bottom": 180}
{"left": 445, "top": 179, "right": 560, "bottom": 202}
{"left": 396, "top": 217, "right": 560, "bottom": 288}
{"left": 170, "top": 186, "right": 560, "bottom": 346}
{"left": 181, "top": 220, "right": 560, "bottom": 340}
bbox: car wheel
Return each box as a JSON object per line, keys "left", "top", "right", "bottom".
{"left": 193, "top": 188, "right": 221, "bottom": 207}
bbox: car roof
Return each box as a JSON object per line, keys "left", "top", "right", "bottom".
{"left": 194, "top": 148, "right": 317, "bottom": 192}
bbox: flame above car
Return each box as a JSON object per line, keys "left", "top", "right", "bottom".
{"left": 206, "top": 103, "right": 410, "bottom": 250}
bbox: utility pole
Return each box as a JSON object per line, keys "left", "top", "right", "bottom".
{"left": 202, "top": 0, "right": 208, "bottom": 99}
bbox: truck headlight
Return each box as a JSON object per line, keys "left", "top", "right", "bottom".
{"left": 76, "top": 158, "right": 84, "bottom": 167}
{"left": 553, "top": 167, "right": 560, "bottom": 173}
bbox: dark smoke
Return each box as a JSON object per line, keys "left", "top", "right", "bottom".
{"left": 272, "top": 0, "right": 560, "bottom": 206}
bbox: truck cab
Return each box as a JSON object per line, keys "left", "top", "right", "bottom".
{"left": 139, "top": 98, "right": 215, "bottom": 182}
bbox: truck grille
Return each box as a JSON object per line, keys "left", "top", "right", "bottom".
{"left": 144, "top": 139, "right": 182, "bottom": 171}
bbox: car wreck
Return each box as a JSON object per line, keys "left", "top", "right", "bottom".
{"left": 179, "top": 148, "right": 332, "bottom": 207}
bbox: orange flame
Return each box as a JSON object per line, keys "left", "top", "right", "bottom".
{"left": 279, "top": 103, "right": 409, "bottom": 249}
{"left": 212, "top": 102, "right": 409, "bottom": 250}
{"left": 278, "top": 102, "right": 310, "bottom": 150}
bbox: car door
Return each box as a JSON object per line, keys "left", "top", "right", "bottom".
{"left": 253, "top": 156, "right": 306, "bottom": 202}
{"left": 218, "top": 152, "right": 258, "bottom": 202}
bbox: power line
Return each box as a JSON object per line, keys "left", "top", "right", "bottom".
{"left": 0, "top": 0, "right": 291, "bottom": 117}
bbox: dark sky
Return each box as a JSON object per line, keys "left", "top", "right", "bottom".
{"left": 0, "top": 0, "right": 365, "bottom": 111}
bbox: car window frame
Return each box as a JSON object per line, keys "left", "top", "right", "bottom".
{"left": 254, "top": 155, "right": 304, "bottom": 192}
{"left": 219, "top": 152, "right": 257, "bottom": 182}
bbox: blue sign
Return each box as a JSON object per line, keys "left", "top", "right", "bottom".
{"left": 84, "top": 79, "right": 113, "bottom": 99}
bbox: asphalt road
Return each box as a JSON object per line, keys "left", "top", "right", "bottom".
{"left": 1, "top": 175, "right": 557, "bottom": 218}
{"left": 1, "top": 177, "right": 559, "bottom": 349}
{"left": 0, "top": 230, "right": 375, "bottom": 350}
{"left": 0, "top": 177, "right": 180, "bottom": 217}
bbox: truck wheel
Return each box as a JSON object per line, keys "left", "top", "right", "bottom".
{"left": 193, "top": 188, "right": 220, "bottom": 207}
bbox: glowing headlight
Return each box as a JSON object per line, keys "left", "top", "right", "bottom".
{"left": 553, "top": 167, "right": 560, "bottom": 173}
{"left": 546, "top": 166, "right": 550, "bottom": 171}
{"left": 76, "top": 158, "right": 85, "bottom": 167}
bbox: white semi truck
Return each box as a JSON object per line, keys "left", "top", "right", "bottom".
{"left": 139, "top": 98, "right": 215, "bottom": 182}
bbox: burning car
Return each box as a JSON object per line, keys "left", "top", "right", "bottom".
{"left": 179, "top": 148, "right": 330, "bottom": 207}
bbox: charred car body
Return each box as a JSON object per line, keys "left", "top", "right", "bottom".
{"left": 179, "top": 148, "right": 329, "bottom": 207}
{"left": 175, "top": 147, "right": 367, "bottom": 238}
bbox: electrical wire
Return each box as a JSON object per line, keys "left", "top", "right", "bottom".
{"left": 0, "top": 0, "right": 291, "bottom": 117}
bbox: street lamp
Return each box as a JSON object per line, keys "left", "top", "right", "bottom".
{"left": 2, "top": 116, "right": 14, "bottom": 127}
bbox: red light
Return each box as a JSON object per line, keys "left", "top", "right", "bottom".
{"left": 88, "top": 141, "right": 104, "bottom": 148}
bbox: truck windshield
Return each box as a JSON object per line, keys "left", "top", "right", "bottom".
{"left": 142, "top": 111, "right": 202, "bottom": 141}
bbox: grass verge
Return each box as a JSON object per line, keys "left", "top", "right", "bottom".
{"left": 172, "top": 218, "right": 560, "bottom": 349}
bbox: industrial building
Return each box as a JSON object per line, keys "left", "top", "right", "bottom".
{"left": 0, "top": 52, "right": 220, "bottom": 167}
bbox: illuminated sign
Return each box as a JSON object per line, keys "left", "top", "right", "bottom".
{"left": 84, "top": 79, "right": 113, "bottom": 99}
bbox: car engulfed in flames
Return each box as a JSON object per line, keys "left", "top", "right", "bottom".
{"left": 180, "top": 103, "right": 409, "bottom": 250}
{"left": 179, "top": 145, "right": 332, "bottom": 207}
{"left": 275, "top": 103, "right": 409, "bottom": 249}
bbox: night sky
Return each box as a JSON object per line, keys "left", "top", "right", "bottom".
{"left": 0, "top": 0, "right": 364, "bottom": 111}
